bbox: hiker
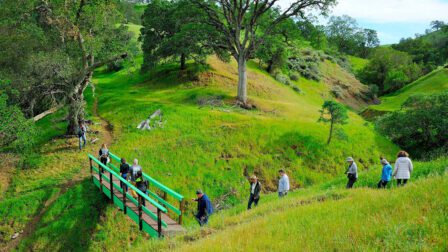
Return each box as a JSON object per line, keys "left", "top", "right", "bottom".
{"left": 377, "top": 158, "right": 392, "bottom": 189}
{"left": 192, "top": 190, "right": 213, "bottom": 226}
{"left": 278, "top": 169, "right": 290, "bottom": 197}
{"left": 345, "top": 157, "right": 358, "bottom": 189}
{"left": 98, "top": 143, "right": 109, "bottom": 172}
{"left": 393, "top": 151, "right": 413, "bottom": 186}
{"left": 135, "top": 170, "right": 148, "bottom": 206}
{"left": 119, "top": 158, "right": 130, "bottom": 192}
{"left": 129, "top": 159, "right": 142, "bottom": 198}
{"left": 247, "top": 175, "right": 261, "bottom": 210}
{"left": 77, "top": 121, "right": 87, "bottom": 150}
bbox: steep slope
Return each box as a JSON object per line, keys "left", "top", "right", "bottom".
{"left": 91, "top": 52, "right": 397, "bottom": 228}
{"left": 372, "top": 68, "right": 448, "bottom": 111}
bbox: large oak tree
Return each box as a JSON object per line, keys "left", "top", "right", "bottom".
{"left": 194, "top": 0, "right": 335, "bottom": 106}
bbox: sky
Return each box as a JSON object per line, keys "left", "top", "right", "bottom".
{"left": 280, "top": 0, "right": 448, "bottom": 45}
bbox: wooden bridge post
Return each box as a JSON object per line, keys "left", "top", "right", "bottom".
{"left": 122, "top": 184, "right": 127, "bottom": 214}
{"left": 89, "top": 158, "right": 93, "bottom": 178}
{"left": 179, "top": 199, "right": 184, "bottom": 225}
{"left": 99, "top": 165, "right": 103, "bottom": 193}
{"left": 138, "top": 195, "right": 143, "bottom": 231}
{"left": 109, "top": 172, "right": 114, "bottom": 203}
{"left": 157, "top": 208, "right": 162, "bottom": 238}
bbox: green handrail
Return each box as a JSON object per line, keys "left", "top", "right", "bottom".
{"left": 109, "top": 152, "right": 184, "bottom": 201}
{"left": 88, "top": 154, "right": 168, "bottom": 213}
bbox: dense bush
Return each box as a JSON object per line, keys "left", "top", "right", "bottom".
{"left": 289, "top": 73, "right": 299, "bottom": 81}
{"left": 331, "top": 86, "right": 344, "bottom": 98}
{"left": 288, "top": 50, "right": 321, "bottom": 81}
{"left": 360, "top": 47, "right": 423, "bottom": 95}
{"left": 292, "top": 85, "right": 302, "bottom": 93}
{"left": 376, "top": 92, "right": 448, "bottom": 158}
{"left": 275, "top": 73, "right": 291, "bottom": 85}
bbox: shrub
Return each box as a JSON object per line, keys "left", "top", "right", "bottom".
{"left": 288, "top": 49, "right": 322, "bottom": 82}
{"left": 289, "top": 73, "right": 299, "bottom": 81}
{"left": 376, "top": 92, "right": 448, "bottom": 158}
{"left": 331, "top": 86, "right": 344, "bottom": 98}
{"left": 292, "top": 85, "right": 302, "bottom": 93}
{"left": 275, "top": 73, "right": 290, "bottom": 85}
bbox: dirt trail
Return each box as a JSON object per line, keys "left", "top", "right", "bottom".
{"left": 1, "top": 96, "right": 114, "bottom": 251}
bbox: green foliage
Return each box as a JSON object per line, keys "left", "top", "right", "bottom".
{"left": 392, "top": 23, "right": 448, "bottom": 73}
{"left": 371, "top": 69, "right": 448, "bottom": 112}
{"left": 376, "top": 92, "right": 448, "bottom": 158}
{"left": 288, "top": 49, "right": 322, "bottom": 81}
{"left": 325, "top": 15, "right": 379, "bottom": 57}
{"left": 318, "top": 100, "right": 348, "bottom": 144}
{"left": 359, "top": 47, "right": 423, "bottom": 94}
{"left": 0, "top": 92, "right": 36, "bottom": 154}
{"left": 140, "top": 0, "right": 221, "bottom": 71}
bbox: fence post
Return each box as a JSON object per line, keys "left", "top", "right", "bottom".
{"left": 138, "top": 195, "right": 143, "bottom": 231}
{"left": 179, "top": 199, "right": 184, "bottom": 225}
{"left": 122, "top": 183, "right": 127, "bottom": 214}
{"left": 109, "top": 172, "right": 113, "bottom": 203}
{"left": 99, "top": 165, "right": 103, "bottom": 193}
{"left": 157, "top": 208, "right": 162, "bottom": 238}
{"left": 89, "top": 158, "right": 93, "bottom": 178}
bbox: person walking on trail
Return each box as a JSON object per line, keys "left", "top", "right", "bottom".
{"left": 192, "top": 190, "right": 213, "bottom": 226}
{"left": 377, "top": 158, "right": 392, "bottom": 189}
{"left": 119, "top": 158, "right": 130, "bottom": 192}
{"left": 129, "top": 159, "right": 142, "bottom": 198}
{"left": 278, "top": 169, "right": 290, "bottom": 197}
{"left": 77, "top": 121, "right": 87, "bottom": 150}
{"left": 247, "top": 175, "right": 261, "bottom": 210}
{"left": 135, "top": 170, "right": 148, "bottom": 206}
{"left": 393, "top": 151, "right": 413, "bottom": 186}
{"left": 345, "top": 157, "right": 358, "bottom": 189}
{"left": 98, "top": 144, "right": 109, "bottom": 172}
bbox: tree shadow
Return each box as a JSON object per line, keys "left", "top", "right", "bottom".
{"left": 18, "top": 179, "right": 108, "bottom": 251}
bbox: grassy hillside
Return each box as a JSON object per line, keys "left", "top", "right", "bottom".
{"left": 365, "top": 68, "right": 448, "bottom": 114}
{"left": 348, "top": 55, "right": 368, "bottom": 73}
{"left": 119, "top": 157, "right": 447, "bottom": 251}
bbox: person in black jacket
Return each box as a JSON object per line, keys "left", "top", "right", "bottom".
{"left": 192, "top": 190, "right": 213, "bottom": 226}
{"left": 247, "top": 175, "right": 261, "bottom": 210}
{"left": 135, "top": 170, "right": 148, "bottom": 206}
{"left": 119, "top": 158, "right": 130, "bottom": 192}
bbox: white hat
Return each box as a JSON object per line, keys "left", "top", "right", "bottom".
{"left": 381, "top": 159, "right": 389, "bottom": 165}
{"left": 346, "top": 157, "right": 354, "bottom": 162}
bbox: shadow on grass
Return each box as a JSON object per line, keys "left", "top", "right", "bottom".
{"left": 18, "top": 179, "right": 108, "bottom": 251}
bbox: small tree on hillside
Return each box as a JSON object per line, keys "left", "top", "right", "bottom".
{"left": 194, "top": 0, "right": 335, "bottom": 106}
{"left": 318, "top": 100, "right": 348, "bottom": 145}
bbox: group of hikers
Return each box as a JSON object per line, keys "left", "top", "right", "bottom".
{"left": 80, "top": 123, "right": 414, "bottom": 227}
{"left": 196, "top": 150, "right": 414, "bottom": 227}
{"left": 345, "top": 150, "right": 414, "bottom": 189}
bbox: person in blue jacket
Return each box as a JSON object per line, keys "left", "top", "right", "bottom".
{"left": 192, "top": 190, "right": 213, "bottom": 226}
{"left": 377, "top": 158, "right": 393, "bottom": 188}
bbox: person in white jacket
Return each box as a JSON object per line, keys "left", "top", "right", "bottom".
{"left": 278, "top": 169, "right": 290, "bottom": 197}
{"left": 393, "top": 151, "right": 413, "bottom": 186}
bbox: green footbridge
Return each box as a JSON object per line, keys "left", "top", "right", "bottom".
{"left": 88, "top": 152, "right": 185, "bottom": 238}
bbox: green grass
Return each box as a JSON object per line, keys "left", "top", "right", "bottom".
{"left": 348, "top": 55, "right": 369, "bottom": 73}
{"left": 80, "top": 52, "right": 398, "bottom": 237}
{"left": 369, "top": 68, "right": 448, "bottom": 112}
{"left": 127, "top": 157, "right": 448, "bottom": 251}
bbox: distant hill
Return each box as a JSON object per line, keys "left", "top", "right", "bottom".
{"left": 363, "top": 68, "right": 448, "bottom": 117}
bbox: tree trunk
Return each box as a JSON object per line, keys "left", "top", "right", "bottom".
{"left": 237, "top": 55, "right": 248, "bottom": 105}
{"left": 180, "top": 53, "right": 186, "bottom": 70}
{"left": 327, "top": 120, "right": 334, "bottom": 145}
{"left": 67, "top": 95, "right": 84, "bottom": 135}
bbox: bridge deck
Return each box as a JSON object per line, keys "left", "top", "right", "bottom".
{"left": 91, "top": 170, "right": 184, "bottom": 237}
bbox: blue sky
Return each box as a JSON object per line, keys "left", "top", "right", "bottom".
{"left": 280, "top": 0, "right": 448, "bottom": 44}
{"left": 327, "top": 0, "right": 448, "bottom": 44}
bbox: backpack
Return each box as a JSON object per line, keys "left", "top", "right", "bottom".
{"left": 77, "top": 127, "right": 83, "bottom": 137}
{"left": 205, "top": 197, "right": 213, "bottom": 215}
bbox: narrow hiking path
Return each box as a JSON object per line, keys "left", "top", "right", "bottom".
{"left": 1, "top": 96, "right": 114, "bottom": 251}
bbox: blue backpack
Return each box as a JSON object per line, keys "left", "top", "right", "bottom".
{"left": 204, "top": 195, "right": 213, "bottom": 215}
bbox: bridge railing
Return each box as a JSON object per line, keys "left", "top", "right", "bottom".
{"left": 107, "top": 152, "right": 185, "bottom": 225}
{"left": 88, "top": 154, "right": 167, "bottom": 237}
